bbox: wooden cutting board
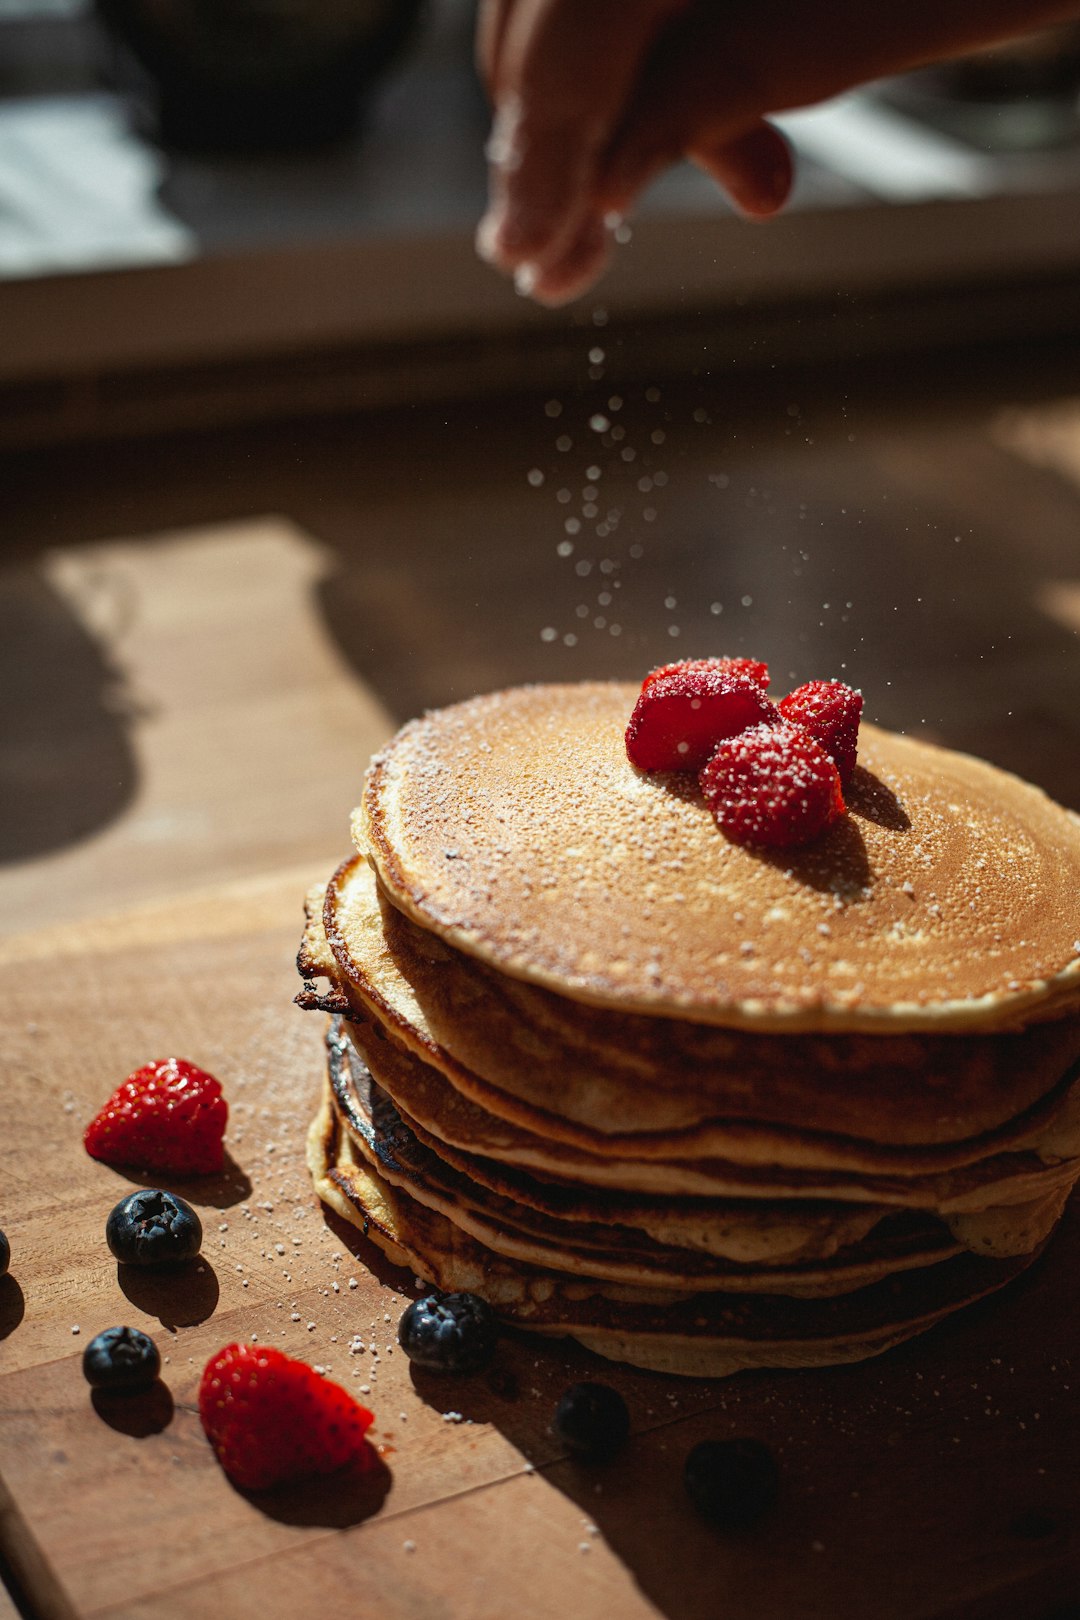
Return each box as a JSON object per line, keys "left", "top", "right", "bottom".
{"left": 1, "top": 872, "right": 1079, "bottom": 1620}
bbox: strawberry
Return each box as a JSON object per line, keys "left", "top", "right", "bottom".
{"left": 642, "top": 656, "right": 770, "bottom": 694}
{"left": 84, "top": 1057, "right": 227, "bottom": 1175}
{"left": 778, "top": 679, "right": 863, "bottom": 781}
{"left": 699, "top": 720, "right": 845, "bottom": 847}
{"left": 199, "top": 1343, "right": 375, "bottom": 1491}
{"left": 626, "top": 667, "right": 778, "bottom": 772}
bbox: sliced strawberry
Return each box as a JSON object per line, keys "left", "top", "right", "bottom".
{"left": 84, "top": 1058, "right": 227, "bottom": 1175}
{"left": 699, "top": 720, "right": 845, "bottom": 848}
{"left": 626, "top": 668, "right": 778, "bottom": 772}
{"left": 778, "top": 679, "right": 863, "bottom": 781}
{"left": 199, "top": 1343, "right": 375, "bottom": 1491}
{"left": 643, "top": 656, "right": 769, "bottom": 694}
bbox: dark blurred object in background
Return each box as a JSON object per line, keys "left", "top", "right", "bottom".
{"left": 882, "top": 23, "right": 1080, "bottom": 151}
{"left": 95, "top": 0, "right": 427, "bottom": 152}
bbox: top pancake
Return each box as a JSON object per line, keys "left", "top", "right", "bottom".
{"left": 359, "top": 682, "right": 1080, "bottom": 1033}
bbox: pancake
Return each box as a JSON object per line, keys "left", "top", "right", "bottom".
{"left": 359, "top": 683, "right": 1080, "bottom": 1034}
{"left": 308, "top": 1078, "right": 1041, "bottom": 1378}
{"left": 325, "top": 1019, "right": 966, "bottom": 1294}
{"left": 298, "top": 677, "right": 1080, "bottom": 1377}
{"left": 333, "top": 1008, "right": 1080, "bottom": 1224}
{"left": 326, "top": 1017, "right": 891, "bottom": 1262}
{"left": 300, "top": 859, "right": 1080, "bottom": 1169}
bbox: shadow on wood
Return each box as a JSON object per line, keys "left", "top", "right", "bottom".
{"left": 91, "top": 1380, "right": 174, "bottom": 1437}
{"left": 116, "top": 1257, "right": 220, "bottom": 1330}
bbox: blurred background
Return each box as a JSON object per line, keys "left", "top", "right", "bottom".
{"left": 3, "top": 0, "right": 1080, "bottom": 938}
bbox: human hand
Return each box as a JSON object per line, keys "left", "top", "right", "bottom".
{"left": 475, "top": 0, "right": 1080, "bottom": 306}
{"left": 476, "top": 0, "right": 794, "bottom": 306}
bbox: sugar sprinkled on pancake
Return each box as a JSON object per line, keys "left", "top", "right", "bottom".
{"left": 359, "top": 683, "right": 1080, "bottom": 1033}
{"left": 298, "top": 674, "right": 1080, "bottom": 1377}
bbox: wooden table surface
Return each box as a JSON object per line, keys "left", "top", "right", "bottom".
{"left": 2, "top": 347, "right": 1080, "bottom": 1619}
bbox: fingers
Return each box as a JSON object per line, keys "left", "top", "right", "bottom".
{"left": 596, "top": 8, "right": 769, "bottom": 218}
{"left": 520, "top": 214, "right": 613, "bottom": 308}
{"left": 475, "top": 0, "right": 514, "bottom": 96}
{"left": 477, "top": 0, "right": 686, "bottom": 275}
{"left": 475, "top": 0, "right": 796, "bottom": 305}
{"left": 690, "top": 121, "right": 793, "bottom": 218}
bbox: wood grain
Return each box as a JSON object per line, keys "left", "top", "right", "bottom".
{"left": 1, "top": 882, "right": 1079, "bottom": 1620}
{"left": 4, "top": 359, "right": 1080, "bottom": 1618}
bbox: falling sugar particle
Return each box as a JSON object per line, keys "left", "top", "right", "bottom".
{"left": 629, "top": 543, "right": 644, "bottom": 558}
{"left": 643, "top": 508, "right": 657, "bottom": 522}
{"left": 563, "top": 633, "right": 578, "bottom": 647}
{"left": 645, "top": 386, "right": 661, "bottom": 402}
{"left": 565, "top": 518, "right": 581, "bottom": 535}
{"left": 592, "top": 308, "right": 608, "bottom": 326}
{"left": 586, "top": 464, "right": 602, "bottom": 481}
{"left": 556, "top": 435, "right": 572, "bottom": 452}
{"left": 544, "top": 400, "right": 562, "bottom": 418}
{"left": 540, "top": 627, "right": 558, "bottom": 642}
{"left": 557, "top": 540, "right": 574, "bottom": 558}
{"left": 668, "top": 625, "right": 680, "bottom": 637}
{"left": 527, "top": 468, "right": 544, "bottom": 486}
{"left": 590, "top": 415, "right": 610, "bottom": 433}
{"left": 588, "top": 347, "right": 605, "bottom": 364}
{"left": 664, "top": 595, "right": 677, "bottom": 609}
{"left": 556, "top": 487, "right": 572, "bottom": 503}
{"left": 741, "top": 595, "right": 753, "bottom": 607}
{"left": 710, "top": 602, "right": 723, "bottom": 615}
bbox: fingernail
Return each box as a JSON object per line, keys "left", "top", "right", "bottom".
{"left": 485, "top": 94, "right": 523, "bottom": 169}
{"left": 476, "top": 213, "right": 500, "bottom": 265}
{"left": 513, "top": 262, "right": 539, "bottom": 297}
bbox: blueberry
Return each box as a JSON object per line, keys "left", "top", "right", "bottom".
{"left": 683, "top": 1438, "right": 779, "bottom": 1527}
{"left": 397, "top": 1292, "right": 499, "bottom": 1373}
{"left": 552, "top": 1382, "right": 630, "bottom": 1462}
{"left": 105, "top": 1189, "right": 202, "bottom": 1267}
{"left": 83, "top": 1326, "right": 161, "bottom": 1391}
{"left": 0, "top": 1229, "right": 9, "bottom": 1277}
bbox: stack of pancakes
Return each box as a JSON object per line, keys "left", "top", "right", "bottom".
{"left": 297, "top": 682, "right": 1080, "bottom": 1376}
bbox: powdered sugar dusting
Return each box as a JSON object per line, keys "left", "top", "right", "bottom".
{"left": 360, "top": 683, "right": 1080, "bottom": 1033}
